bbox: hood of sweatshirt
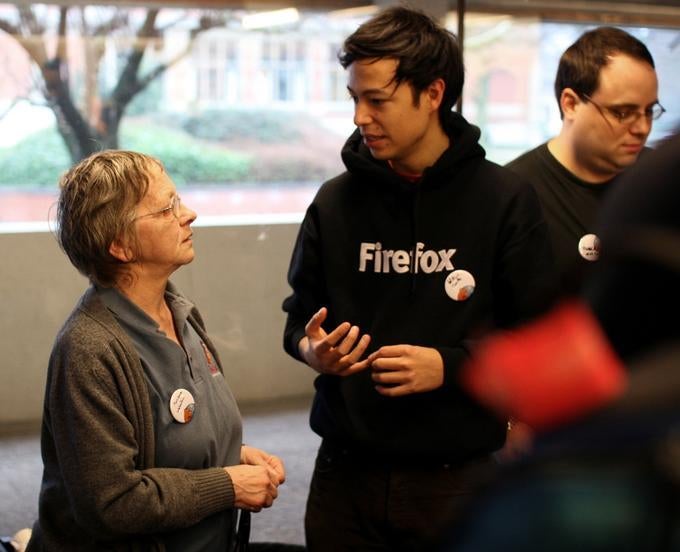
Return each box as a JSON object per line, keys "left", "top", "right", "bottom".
{"left": 339, "top": 110, "right": 486, "bottom": 192}
{"left": 336, "top": 111, "right": 488, "bottom": 292}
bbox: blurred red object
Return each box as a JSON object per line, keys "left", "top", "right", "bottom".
{"left": 461, "top": 300, "right": 628, "bottom": 431}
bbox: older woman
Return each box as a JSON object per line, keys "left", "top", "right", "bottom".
{"left": 27, "top": 150, "right": 284, "bottom": 551}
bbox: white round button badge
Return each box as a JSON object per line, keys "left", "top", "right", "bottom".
{"left": 169, "top": 388, "right": 195, "bottom": 423}
{"left": 578, "top": 233, "right": 601, "bottom": 262}
{"left": 445, "top": 270, "right": 476, "bottom": 301}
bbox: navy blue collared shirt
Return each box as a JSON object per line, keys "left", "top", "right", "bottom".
{"left": 99, "top": 285, "right": 242, "bottom": 551}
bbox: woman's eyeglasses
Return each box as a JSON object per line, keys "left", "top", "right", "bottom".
{"left": 134, "top": 195, "right": 182, "bottom": 221}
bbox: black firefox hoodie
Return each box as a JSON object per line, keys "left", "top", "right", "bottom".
{"left": 283, "top": 112, "right": 555, "bottom": 462}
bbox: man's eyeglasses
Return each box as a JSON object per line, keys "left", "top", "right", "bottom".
{"left": 134, "top": 195, "right": 182, "bottom": 221}
{"left": 582, "top": 93, "right": 666, "bottom": 126}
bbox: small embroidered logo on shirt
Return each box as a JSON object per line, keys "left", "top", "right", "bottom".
{"left": 200, "top": 340, "right": 220, "bottom": 376}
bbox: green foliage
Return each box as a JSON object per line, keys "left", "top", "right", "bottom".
{"left": 0, "top": 122, "right": 253, "bottom": 188}
{"left": 170, "top": 109, "right": 342, "bottom": 182}
{"left": 178, "top": 109, "right": 302, "bottom": 143}
{"left": 121, "top": 122, "right": 252, "bottom": 184}
{"left": 0, "top": 112, "right": 338, "bottom": 188}
{"left": 0, "top": 128, "right": 71, "bottom": 187}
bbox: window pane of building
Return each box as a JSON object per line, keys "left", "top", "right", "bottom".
{"left": 0, "top": 4, "right": 677, "bottom": 226}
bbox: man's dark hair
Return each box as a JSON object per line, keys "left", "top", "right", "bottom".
{"left": 554, "top": 26, "right": 655, "bottom": 118}
{"left": 339, "top": 5, "right": 464, "bottom": 126}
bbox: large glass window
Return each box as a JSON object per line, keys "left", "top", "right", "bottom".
{"left": 458, "top": 14, "right": 679, "bottom": 163}
{"left": 0, "top": 4, "right": 361, "bottom": 227}
{"left": 0, "top": 3, "right": 677, "bottom": 227}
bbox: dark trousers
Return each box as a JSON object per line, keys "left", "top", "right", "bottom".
{"left": 304, "top": 441, "right": 497, "bottom": 552}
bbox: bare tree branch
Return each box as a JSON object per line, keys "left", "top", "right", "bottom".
{"left": 6, "top": 7, "right": 49, "bottom": 69}
{"left": 1, "top": 4, "right": 229, "bottom": 161}
{"left": 92, "top": 11, "right": 128, "bottom": 36}
{"left": 135, "top": 13, "right": 226, "bottom": 96}
{"left": 56, "top": 6, "right": 67, "bottom": 61}
{"left": 0, "top": 19, "right": 20, "bottom": 36}
{"left": 136, "top": 46, "right": 187, "bottom": 93}
{"left": 112, "top": 8, "right": 159, "bottom": 106}
{"left": 16, "top": 3, "right": 43, "bottom": 36}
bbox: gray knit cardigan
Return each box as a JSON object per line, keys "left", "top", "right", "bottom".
{"left": 27, "top": 284, "right": 237, "bottom": 551}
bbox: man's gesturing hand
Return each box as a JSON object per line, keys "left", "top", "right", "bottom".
{"left": 299, "top": 307, "right": 371, "bottom": 376}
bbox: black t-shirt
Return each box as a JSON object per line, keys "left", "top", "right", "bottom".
{"left": 507, "top": 143, "right": 611, "bottom": 295}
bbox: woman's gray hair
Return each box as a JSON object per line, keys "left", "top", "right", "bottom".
{"left": 56, "top": 150, "right": 161, "bottom": 287}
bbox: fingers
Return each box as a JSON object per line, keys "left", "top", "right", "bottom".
{"left": 371, "top": 360, "right": 410, "bottom": 396}
{"left": 333, "top": 324, "right": 360, "bottom": 354}
{"left": 267, "top": 455, "right": 286, "bottom": 484}
{"left": 335, "top": 335, "right": 372, "bottom": 376}
{"left": 368, "top": 346, "right": 444, "bottom": 395}
{"left": 321, "top": 322, "right": 353, "bottom": 353}
{"left": 370, "top": 356, "right": 402, "bottom": 372}
{"left": 258, "top": 474, "right": 279, "bottom": 511}
{"left": 304, "top": 307, "right": 328, "bottom": 337}
{"left": 374, "top": 383, "right": 410, "bottom": 398}
{"left": 343, "top": 358, "right": 371, "bottom": 376}
{"left": 332, "top": 331, "right": 371, "bottom": 376}
{"left": 241, "top": 447, "right": 286, "bottom": 485}
{"left": 302, "top": 309, "right": 371, "bottom": 375}
{"left": 226, "top": 464, "right": 281, "bottom": 512}
{"left": 304, "top": 308, "right": 353, "bottom": 356}
{"left": 367, "top": 344, "right": 406, "bottom": 364}
{"left": 344, "top": 333, "right": 371, "bottom": 363}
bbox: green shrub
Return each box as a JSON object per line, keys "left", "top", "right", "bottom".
{"left": 177, "top": 109, "right": 302, "bottom": 143}
{"left": 0, "top": 128, "right": 71, "bottom": 187}
{"left": 0, "top": 122, "right": 252, "bottom": 188}
{"left": 121, "top": 122, "right": 252, "bottom": 184}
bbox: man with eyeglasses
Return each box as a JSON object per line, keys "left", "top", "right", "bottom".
{"left": 507, "top": 26, "right": 663, "bottom": 296}
{"left": 501, "top": 27, "right": 661, "bottom": 461}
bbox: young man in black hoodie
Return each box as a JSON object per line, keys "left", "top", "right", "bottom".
{"left": 282, "top": 6, "right": 555, "bottom": 550}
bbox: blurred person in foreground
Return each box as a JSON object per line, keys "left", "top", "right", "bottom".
{"left": 281, "top": 6, "right": 554, "bottom": 551}
{"left": 451, "top": 132, "right": 680, "bottom": 551}
{"left": 27, "top": 150, "right": 284, "bottom": 551}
